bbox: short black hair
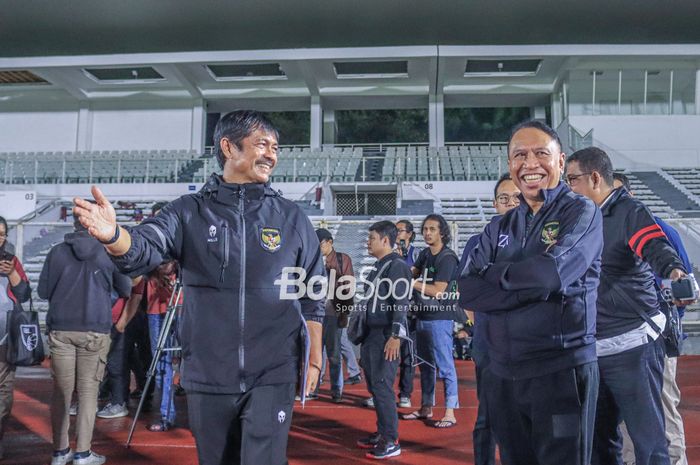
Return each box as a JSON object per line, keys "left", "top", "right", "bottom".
{"left": 493, "top": 173, "right": 514, "bottom": 199}
{"left": 421, "top": 214, "right": 451, "bottom": 246}
{"left": 396, "top": 219, "right": 416, "bottom": 243}
{"left": 567, "top": 146, "right": 614, "bottom": 187}
{"left": 213, "top": 110, "right": 280, "bottom": 169}
{"left": 508, "top": 120, "right": 562, "bottom": 156}
{"left": 613, "top": 172, "right": 631, "bottom": 192}
{"left": 368, "top": 220, "right": 398, "bottom": 248}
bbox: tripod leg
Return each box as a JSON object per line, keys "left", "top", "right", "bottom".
{"left": 126, "top": 292, "right": 181, "bottom": 447}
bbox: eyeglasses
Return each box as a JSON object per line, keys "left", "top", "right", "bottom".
{"left": 495, "top": 194, "right": 521, "bottom": 205}
{"left": 566, "top": 172, "right": 592, "bottom": 185}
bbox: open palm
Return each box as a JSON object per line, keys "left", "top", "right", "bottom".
{"left": 73, "top": 186, "right": 118, "bottom": 242}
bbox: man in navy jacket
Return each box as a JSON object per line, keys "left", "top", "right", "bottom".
{"left": 459, "top": 121, "right": 603, "bottom": 465}
{"left": 74, "top": 111, "right": 324, "bottom": 465}
{"left": 567, "top": 148, "right": 691, "bottom": 465}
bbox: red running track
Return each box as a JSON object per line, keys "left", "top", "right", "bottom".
{"left": 5, "top": 357, "right": 700, "bottom": 464}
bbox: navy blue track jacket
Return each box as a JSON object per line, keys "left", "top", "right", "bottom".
{"left": 458, "top": 182, "right": 603, "bottom": 380}
{"left": 596, "top": 188, "right": 686, "bottom": 340}
{"left": 111, "top": 175, "right": 325, "bottom": 394}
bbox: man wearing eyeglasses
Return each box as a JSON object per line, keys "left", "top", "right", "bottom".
{"left": 459, "top": 121, "right": 603, "bottom": 465}
{"left": 566, "top": 147, "right": 693, "bottom": 465}
{"left": 458, "top": 173, "right": 520, "bottom": 465}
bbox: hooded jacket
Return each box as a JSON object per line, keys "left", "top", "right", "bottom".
{"left": 38, "top": 231, "right": 132, "bottom": 333}
{"left": 459, "top": 182, "right": 603, "bottom": 380}
{"left": 111, "top": 174, "right": 325, "bottom": 394}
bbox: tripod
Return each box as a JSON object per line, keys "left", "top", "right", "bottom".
{"left": 126, "top": 276, "right": 183, "bottom": 448}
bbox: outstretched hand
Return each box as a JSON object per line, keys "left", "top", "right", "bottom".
{"left": 73, "top": 186, "right": 117, "bottom": 242}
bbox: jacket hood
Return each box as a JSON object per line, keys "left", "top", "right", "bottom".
{"left": 64, "top": 231, "right": 104, "bottom": 261}
{"left": 199, "top": 173, "right": 280, "bottom": 206}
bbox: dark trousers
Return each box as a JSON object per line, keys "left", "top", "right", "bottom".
{"left": 125, "top": 311, "right": 152, "bottom": 394}
{"left": 592, "top": 338, "right": 668, "bottom": 465}
{"left": 398, "top": 328, "right": 416, "bottom": 398}
{"left": 188, "top": 383, "right": 296, "bottom": 465}
{"left": 360, "top": 327, "right": 400, "bottom": 443}
{"left": 322, "top": 314, "right": 343, "bottom": 395}
{"left": 473, "top": 355, "right": 496, "bottom": 465}
{"left": 485, "top": 361, "right": 599, "bottom": 465}
{"left": 105, "top": 326, "right": 128, "bottom": 405}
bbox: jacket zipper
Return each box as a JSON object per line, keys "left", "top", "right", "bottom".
{"left": 238, "top": 189, "right": 247, "bottom": 392}
{"left": 219, "top": 224, "right": 229, "bottom": 283}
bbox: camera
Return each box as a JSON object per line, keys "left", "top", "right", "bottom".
{"left": 0, "top": 246, "right": 14, "bottom": 262}
{"left": 398, "top": 239, "right": 408, "bottom": 257}
{"left": 661, "top": 274, "right": 700, "bottom": 302}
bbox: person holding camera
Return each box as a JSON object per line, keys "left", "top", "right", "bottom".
{"left": 613, "top": 172, "right": 692, "bottom": 465}
{"left": 394, "top": 220, "right": 419, "bottom": 408}
{"left": 567, "top": 147, "right": 695, "bottom": 465}
{"left": 0, "top": 216, "right": 31, "bottom": 460}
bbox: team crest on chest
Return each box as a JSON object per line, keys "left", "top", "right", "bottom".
{"left": 260, "top": 227, "right": 282, "bottom": 252}
{"left": 541, "top": 221, "right": 559, "bottom": 246}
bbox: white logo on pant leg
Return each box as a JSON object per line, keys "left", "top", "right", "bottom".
{"left": 278, "top": 410, "right": 286, "bottom": 423}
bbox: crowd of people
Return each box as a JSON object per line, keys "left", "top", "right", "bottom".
{"left": 0, "top": 111, "right": 696, "bottom": 465}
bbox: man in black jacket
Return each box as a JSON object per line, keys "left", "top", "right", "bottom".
{"left": 39, "top": 217, "right": 132, "bottom": 465}
{"left": 566, "top": 147, "right": 693, "bottom": 465}
{"left": 356, "top": 220, "right": 412, "bottom": 460}
{"left": 73, "top": 110, "right": 324, "bottom": 465}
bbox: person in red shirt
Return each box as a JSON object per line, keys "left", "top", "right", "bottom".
{"left": 143, "top": 261, "right": 182, "bottom": 432}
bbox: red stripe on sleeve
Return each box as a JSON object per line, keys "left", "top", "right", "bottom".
{"left": 628, "top": 224, "right": 661, "bottom": 250}
{"left": 634, "top": 231, "right": 667, "bottom": 257}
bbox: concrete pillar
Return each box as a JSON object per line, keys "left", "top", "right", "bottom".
{"left": 551, "top": 93, "right": 562, "bottom": 129}
{"left": 191, "top": 100, "right": 206, "bottom": 153}
{"left": 429, "top": 94, "right": 445, "bottom": 148}
{"left": 75, "top": 102, "right": 91, "bottom": 151}
{"left": 322, "top": 109, "right": 336, "bottom": 145}
{"left": 310, "top": 96, "right": 322, "bottom": 149}
{"left": 695, "top": 69, "right": 700, "bottom": 115}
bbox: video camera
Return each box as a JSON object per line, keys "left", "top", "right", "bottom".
{"left": 661, "top": 274, "right": 700, "bottom": 303}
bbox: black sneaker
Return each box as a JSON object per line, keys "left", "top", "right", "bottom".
{"left": 366, "top": 439, "right": 401, "bottom": 460}
{"left": 331, "top": 392, "right": 343, "bottom": 403}
{"left": 356, "top": 432, "right": 381, "bottom": 449}
{"left": 345, "top": 374, "right": 362, "bottom": 385}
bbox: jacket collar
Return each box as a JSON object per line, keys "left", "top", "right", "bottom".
{"left": 375, "top": 252, "right": 399, "bottom": 267}
{"left": 199, "top": 173, "right": 279, "bottom": 206}
{"left": 516, "top": 181, "right": 570, "bottom": 215}
{"left": 600, "top": 187, "right": 627, "bottom": 217}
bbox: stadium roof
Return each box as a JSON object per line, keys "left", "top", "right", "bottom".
{"left": 2, "top": 0, "right": 700, "bottom": 58}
